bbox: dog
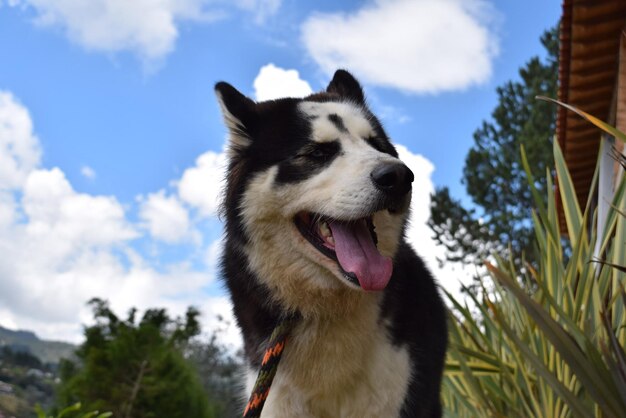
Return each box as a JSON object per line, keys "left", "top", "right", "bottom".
{"left": 216, "top": 70, "right": 447, "bottom": 417}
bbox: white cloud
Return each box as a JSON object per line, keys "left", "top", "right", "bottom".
{"left": 197, "top": 296, "right": 240, "bottom": 349}
{"left": 233, "top": 0, "right": 281, "bottom": 23}
{"left": 20, "top": 0, "right": 209, "bottom": 61}
{"left": 0, "top": 191, "right": 17, "bottom": 229}
{"left": 0, "top": 168, "right": 139, "bottom": 329}
{"left": 80, "top": 165, "right": 96, "bottom": 179}
{"left": 375, "top": 104, "right": 411, "bottom": 125}
{"left": 0, "top": 91, "right": 233, "bottom": 344}
{"left": 0, "top": 170, "right": 230, "bottom": 342}
{"left": 177, "top": 150, "right": 226, "bottom": 217}
{"left": 253, "top": 63, "right": 314, "bottom": 101}
{"left": 8, "top": 0, "right": 282, "bottom": 63}
{"left": 204, "top": 236, "right": 224, "bottom": 269}
{"left": 0, "top": 92, "right": 41, "bottom": 190}
{"left": 139, "top": 190, "right": 191, "bottom": 243}
{"left": 22, "top": 168, "right": 137, "bottom": 250}
{"left": 397, "top": 144, "right": 475, "bottom": 301}
{"left": 301, "top": 0, "right": 499, "bottom": 94}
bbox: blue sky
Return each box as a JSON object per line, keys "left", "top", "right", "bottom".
{"left": 0, "top": 0, "right": 560, "bottom": 344}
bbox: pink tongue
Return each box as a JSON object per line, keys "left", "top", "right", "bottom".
{"left": 328, "top": 219, "right": 393, "bottom": 291}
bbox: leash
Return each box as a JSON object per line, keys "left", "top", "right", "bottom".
{"left": 242, "top": 316, "right": 296, "bottom": 418}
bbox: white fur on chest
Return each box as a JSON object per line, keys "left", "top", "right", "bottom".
{"left": 246, "top": 298, "right": 412, "bottom": 418}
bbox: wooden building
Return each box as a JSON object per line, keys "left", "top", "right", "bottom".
{"left": 558, "top": 0, "right": 626, "bottom": 237}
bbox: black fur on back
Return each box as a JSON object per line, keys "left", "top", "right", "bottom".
{"left": 382, "top": 242, "right": 448, "bottom": 416}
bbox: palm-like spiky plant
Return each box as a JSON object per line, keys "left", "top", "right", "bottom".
{"left": 442, "top": 102, "right": 626, "bottom": 418}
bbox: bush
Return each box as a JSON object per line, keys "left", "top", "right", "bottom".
{"left": 443, "top": 109, "right": 626, "bottom": 417}
{"left": 35, "top": 402, "right": 111, "bottom": 418}
{"left": 55, "top": 299, "right": 217, "bottom": 418}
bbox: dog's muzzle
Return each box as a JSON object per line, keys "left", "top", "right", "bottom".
{"left": 370, "top": 162, "right": 414, "bottom": 213}
{"left": 370, "top": 162, "right": 414, "bottom": 195}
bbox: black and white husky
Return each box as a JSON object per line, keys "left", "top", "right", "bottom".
{"left": 215, "top": 70, "right": 447, "bottom": 417}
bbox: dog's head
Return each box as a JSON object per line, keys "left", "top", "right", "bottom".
{"left": 216, "top": 70, "right": 413, "bottom": 296}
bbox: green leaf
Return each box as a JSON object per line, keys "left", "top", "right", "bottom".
{"left": 521, "top": 145, "right": 550, "bottom": 232}
{"left": 445, "top": 360, "right": 501, "bottom": 376}
{"left": 591, "top": 258, "right": 626, "bottom": 274}
{"left": 447, "top": 319, "right": 496, "bottom": 412}
{"left": 601, "top": 311, "right": 626, "bottom": 405}
{"left": 58, "top": 403, "right": 82, "bottom": 418}
{"left": 553, "top": 139, "right": 584, "bottom": 249}
{"left": 536, "top": 96, "right": 626, "bottom": 143}
{"left": 80, "top": 412, "right": 113, "bottom": 418}
{"left": 486, "top": 262, "right": 626, "bottom": 415}
{"left": 444, "top": 376, "right": 482, "bottom": 416}
{"left": 487, "top": 299, "right": 593, "bottom": 418}
{"left": 34, "top": 405, "right": 48, "bottom": 418}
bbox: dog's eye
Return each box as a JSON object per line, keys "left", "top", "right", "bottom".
{"left": 300, "top": 141, "right": 340, "bottom": 161}
{"left": 309, "top": 148, "right": 327, "bottom": 159}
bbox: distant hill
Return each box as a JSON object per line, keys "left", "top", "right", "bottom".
{"left": 0, "top": 326, "right": 75, "bottom": 364}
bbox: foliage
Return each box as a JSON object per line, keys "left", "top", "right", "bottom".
{"left": 429, "top": 26, "right": 559, "bottom": 270}
{"left": 55, "top": 299, "right": 217, "bottom": 418}
{"left": 36, "top": 402, "right": 111, "bottom": 418}
{"left": 1, "top": 345, "right": 44, "bottom": 370}
{"left": 0, "top": 346, "right": 57, "bottom": 416}
{"left": 442, "top": 115, "right": 626, "bottom": 417}
{"left": 186, "top": 325, "right": 243, "bottom": 418}
{"left": 0, "top": 393, "right": 32, "bottom": 418}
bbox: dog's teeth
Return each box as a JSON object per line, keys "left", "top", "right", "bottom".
{"left": 328, "top": 235, "right": 335, "bottom": 245}
{"left": 319, "top": 221, "right": 332, "bottom": 240}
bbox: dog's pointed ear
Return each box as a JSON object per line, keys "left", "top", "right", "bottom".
{"left": 326, "top": 70, "right": 365, "bottom": 104}
{"left": 215, "top": 82, "right": 257, "bottom": 154}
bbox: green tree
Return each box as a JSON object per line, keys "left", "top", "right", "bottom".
{"left": 56, "top": 299, "right": 217, "bottom": 418}
{"left": 1, "top": 345, "right": 44, "bottom": 369}
{"left": 186, "top": 323, "right": 243, "bottom": 418}
{"left": 428, "top": 25, "right": 559, "bottom": 271}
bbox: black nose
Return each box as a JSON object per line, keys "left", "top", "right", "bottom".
{"left": 370, "top": 163, "right": 414, "bottom": 195}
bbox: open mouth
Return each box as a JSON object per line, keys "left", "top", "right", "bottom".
{"left": 294, "top": 212, "right": 393, "bottom": 291}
